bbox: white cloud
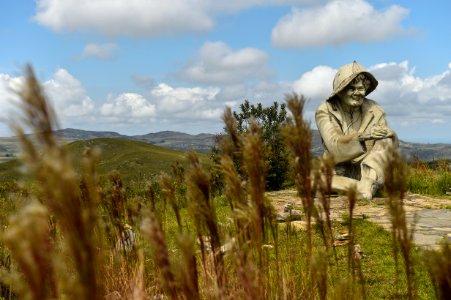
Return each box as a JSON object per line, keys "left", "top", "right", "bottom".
{"left": 100, "top": 93, "right": 156, "bottom": 120}
{"left": 34, "top": 0, "right": 214, "bottom": 37}
{"left": 179, "top": 41, "right": 270, "bottom": 84}
{"left": 96, "top": 83, "right": 223, "bottom": 133}
{"left": 82, "top": 43, "right": 117, "bottom": 60}
{"left": 292, "top": 65, "right": 336, "bottom": 100}
{"left": 431, "top": 119, "right": 445, "bottom": 124}
{"left": 43, "top": 68, "right": 95, "bottom": 118}
{"left": 0, "top": 69, "right": 94, "bottom": 135}
{"left": 0, "top": 74, "right": 24, "bottom": 123}
{"left": 151, "top": 83, "right": 221, "bottom": 119}
{"left": 272, "top": 0, "right": 410, "bottom": 48}
{"left": 34, "top": 0, "right": 320, "bottom": 38}
{"left": 200, "top": 0, "right": 319, "bottom": 13}
{"left": 368, "top": 61, "right": 451, "bottom": 130}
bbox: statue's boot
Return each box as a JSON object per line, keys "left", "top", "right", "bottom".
{"left": 330, "top": 175, "right": 359, "bottom": 194}
{"left": 330, "top": 175, "right": 376, "bottom": 200}
{"left": 357, "top": 177, "right": 377, "bottom": 200}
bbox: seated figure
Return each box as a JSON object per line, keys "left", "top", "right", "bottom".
{"left": 315, "top": 61, "right": 398, "bottom": 199}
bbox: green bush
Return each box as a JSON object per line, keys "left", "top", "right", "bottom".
{"left": 408, "top": 163, "right": 451, "bottom": 196}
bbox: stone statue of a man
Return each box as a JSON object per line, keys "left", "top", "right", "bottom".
{"left": 315, "top": 61, "right": 398, "bottom": 199}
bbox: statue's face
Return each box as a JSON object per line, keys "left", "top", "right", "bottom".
{"left": 338, "top": 81, "right": 366, "bottom": 108}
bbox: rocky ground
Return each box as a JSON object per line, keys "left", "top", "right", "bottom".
{"left": 267, "top": 190, "right": 451, "bottom": 250}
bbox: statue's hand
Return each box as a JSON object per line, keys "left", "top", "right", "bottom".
{"left": 369, "top": 125, "right": 393, "bottom": 139}
{"left": 359, "top": 125, "right": 393, "bottom": 141}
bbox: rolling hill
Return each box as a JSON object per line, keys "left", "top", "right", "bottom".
{"left": 132, "top": 131, "right": 215, "bottom": 153}
{"left": 0, "top": 138, "right": 210, "bottom": 184}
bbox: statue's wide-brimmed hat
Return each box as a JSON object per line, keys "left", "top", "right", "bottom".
{"left": 327, "top": 61, "right": 378, "bottom": 101}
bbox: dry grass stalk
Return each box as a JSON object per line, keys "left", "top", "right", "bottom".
{"left": 346, "top": 186, "right": 367, "bottom": 299}
{"left": 159, "top": 172, "right": 182, "bottom": 232}
{"left": 241, "top": 118, "right": 280, "bottom": 297}
{"left": 217, "top": 108, "right": 273, "bottom": 299}
{"left": 314, "top": 154, "right": 338, "bottom": 264}
{"left": 140, "top": 214, "right": 177, "bottom": 299}
{"left": 384, "top": 145, "right": 417, "bottom": 299}
{"left": 281, "top": 93, "right": 315, "bottom": 296}
{"left": 242, "top": 120, "right": 267, "bottom": 268}
{"left": 102, "top": 171, "right": 130, "bottom": 253}
{"left": 103, "top": 250, "right": 148, "bottom": 300}
{"left": 312, "top": 250, "right": 328, "bottom": 300}
{"left": 221, "top": 107, "right": 243, "bottom": 162}
{"left": 175, "top": 233, "right": 200, "bottom": 300}
{"left": 146, "top": 182, "right": 157, "bottom": 212}
{"left": 281, "top": 94, "right": 313, "bottom": 239}
{"left": 2, "top": 201, "right": 57, "bottom": 299}
{"left": 422, "top": 240, "right": 451, "bottom": 299}
{"left": 219, "top": 156, "right": 263, "bottom": 299}
{"left": 185, "top": 153, "right": 225, "bottom": 291}
{"left": 347, "top": 186, "right": 356, "bottom": 273}
{"left": 7, "top": 65, "right": 104, "bottom": 299}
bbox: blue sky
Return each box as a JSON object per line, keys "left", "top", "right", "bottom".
{"left": 1, "top": 0, "right": 450, "bottom": 143}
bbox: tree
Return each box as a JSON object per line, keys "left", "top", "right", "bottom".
{"left": 212, "top": 100, "right": 289, "bottom": 191}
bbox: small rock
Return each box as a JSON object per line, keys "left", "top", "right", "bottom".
{"left": 334, "top": 232, "right": 349, "bottom": 241}
{"left": 277, "top": 202, "right": 303, "bottom": 222}
{"left": 199, "top": 236, "right": 238, "bottom": 254}
{"left": 353, "top": 244, "right": 366, "bottom": 260}
{"left": 284, "top": 202, "right": 295, "bottom": 212}
{"left": 220, "top": 237, "right": 236, "bottom": 253}
{"left": 276, "top": 209, "right": 302, "bottom": 222}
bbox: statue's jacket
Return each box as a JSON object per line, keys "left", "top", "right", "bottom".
{"left": 315, "top": 98, "right": 391, "bottom": 164}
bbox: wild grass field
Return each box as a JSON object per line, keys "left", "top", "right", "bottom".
{"left": 0, "top": 67, "right": 449, "bottom": 299}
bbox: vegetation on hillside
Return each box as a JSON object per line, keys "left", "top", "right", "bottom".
{"left": 0, "top": 137, "right": 210, "bottom": 186}
{"left": 0, "top": 66, "right": 449, "bottom": 299}
{"left": 409, "top": 159, "right": 451, "bottom": 196}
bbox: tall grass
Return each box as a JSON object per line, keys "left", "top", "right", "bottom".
{"left": 0, "top": 66, "right": 447, "bottom": 299}
{"left": 408, "top": 159, "right": 451, "bottom": 196}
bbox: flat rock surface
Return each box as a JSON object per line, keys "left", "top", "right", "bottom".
{"left": 267, "top": 190, "right": 451, "bottom": 250}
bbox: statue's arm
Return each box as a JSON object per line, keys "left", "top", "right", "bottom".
{"left": 315, "top": 106, "right": 366, "bottom": 163}
{"left": 360, "top": 105, "right": 396, "bottom": 141}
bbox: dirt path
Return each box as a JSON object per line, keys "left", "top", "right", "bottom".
{"left": 267, "top": 190, "right": 451, "bottom": 250}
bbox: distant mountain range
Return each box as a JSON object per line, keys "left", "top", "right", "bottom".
{"left": 1, "top": 128, "right": 451, "bottom": 162}
{"left": 54, "top": 128, "right": 216, "bottom": 152}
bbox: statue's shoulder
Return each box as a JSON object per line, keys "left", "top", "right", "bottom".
{"left": 317, "top": 99, "right": 337, "bottom": 113}
{"left": 316, "top": 101, "right": 329, "bottom": 112}
{"left": 365, "top": 98, "right": 385, "bottom": 113}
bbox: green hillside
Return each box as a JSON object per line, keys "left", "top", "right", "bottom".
{"left": 0, "top": 159, "right": 21, "bottom": 183}
{"left": 0, "top": 138, "right": 209, "bottom": 184}
{"left": 67, "top": 138, "right": 210, "bottom": 183}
